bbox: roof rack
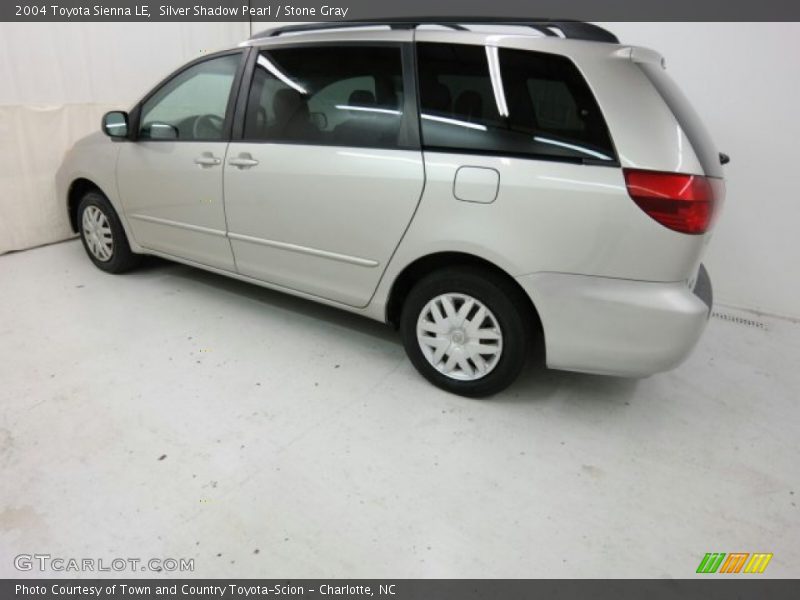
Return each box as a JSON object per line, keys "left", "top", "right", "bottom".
{"left": 251, "top": 19, "right": 620, "bottom": 44}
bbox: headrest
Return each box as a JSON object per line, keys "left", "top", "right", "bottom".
{"left": 273, "top": 88, "right": 308, "bottom": 121}
{"left": 348, "top": 90, "right": 376, "bottom": 106}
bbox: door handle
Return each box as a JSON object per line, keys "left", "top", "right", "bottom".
{"left": 228, "top": 154, "right": 259, "bottom": 169}
{"left": 194, "top": 153, "right": 221, "bottom": 167}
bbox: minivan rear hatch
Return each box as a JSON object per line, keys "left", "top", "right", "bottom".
{"left": 637, "top": 61, "right": 724, "bottom": 179}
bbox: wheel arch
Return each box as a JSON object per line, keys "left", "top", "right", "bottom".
{"left": 385, "top": 251, "right": 544, "bottom": 352}
{"left": 67, "top": 178, "right": 107, "bottom": 233}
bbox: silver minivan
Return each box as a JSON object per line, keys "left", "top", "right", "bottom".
{"left": 57, "top": 21, "right": 724, "bottom": 396}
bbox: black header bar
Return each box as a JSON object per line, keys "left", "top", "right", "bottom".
{"left": 4, "top": 0, "right": 800, "bottom": 22}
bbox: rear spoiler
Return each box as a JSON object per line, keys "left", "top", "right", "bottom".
{"left": 621, "top": 46, "right": 666, "bottom": 67}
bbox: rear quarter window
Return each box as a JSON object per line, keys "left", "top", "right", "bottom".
{"left": 416, "top": 43, "right": 617, "bottom": 163}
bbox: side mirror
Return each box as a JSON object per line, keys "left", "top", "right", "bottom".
{"left": 102, "top": 111, "right": 129, "bottom": 139}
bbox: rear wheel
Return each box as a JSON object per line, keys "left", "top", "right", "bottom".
{"left": 77, "top": 191, "right": 140, "bottom": 273}
{"left": 400, "top": 266, "right": 531, "bottom": 397}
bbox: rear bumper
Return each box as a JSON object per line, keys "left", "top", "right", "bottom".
{"left": 692, "top": 263, "right": 713, "bottom": 313}
{"left": 516, "top": 266, "right": 713, "bottom": 377}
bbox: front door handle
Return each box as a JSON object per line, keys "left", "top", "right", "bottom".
{"left": 228, "top": 154, "right": 259, "bottom": 169}
{"left": 194, "top": 153, "right": 221, "bottom": 167}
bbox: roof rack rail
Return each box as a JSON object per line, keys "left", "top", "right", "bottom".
{"left": 250, "top": 19, "right": 620, "bottom": 44}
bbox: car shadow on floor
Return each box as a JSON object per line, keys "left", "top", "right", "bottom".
{"left": 505, "top": 356, "right": 640, "bottom": 406}
{"left": 131, "top": 255, "right": 398, "bottom": 345}
{"left": 131, "top": 256, "right": 641, "bottom": 404}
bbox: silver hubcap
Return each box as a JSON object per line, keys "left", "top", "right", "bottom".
{"left": 416, "top": 293, "right": 503, "bottom": 381}
{"left": 82, "top": 205, "right": 113, "bottom": 262}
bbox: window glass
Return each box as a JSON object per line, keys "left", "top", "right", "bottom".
{"left": 417, "top": 43, "right": 616, "bottom": 162}
{"left": 244, "top": 46, "right": 405, "bottom": 148}
{"left": 139, "top": 54, "right": 240, "bottom": 141}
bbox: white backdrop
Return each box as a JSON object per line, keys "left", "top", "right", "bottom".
{"left": 0, "top": 22, "right": 248, "bottom": 255}
{"left": 1, "top": 22, "right": 797, "bottom": 319}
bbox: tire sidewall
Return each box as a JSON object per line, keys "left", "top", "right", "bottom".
{"left": 77, "top": 192, "right": 133, "bottom": 273}
{"left": 400, "top": 268, "right": 529, "bottom": 398}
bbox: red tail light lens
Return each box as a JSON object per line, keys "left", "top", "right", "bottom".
{"left": 623, "top": 169, "right": 723, "bottom": 234}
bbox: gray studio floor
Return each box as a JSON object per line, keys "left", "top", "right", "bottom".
{"left": 1, "top": 239, "right": 798, "bottom": 578}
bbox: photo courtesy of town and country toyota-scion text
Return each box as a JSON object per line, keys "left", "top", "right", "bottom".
{"left": 14, "top": 583, "right": 394, "bottom": 597}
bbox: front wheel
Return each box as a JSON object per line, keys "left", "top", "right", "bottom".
{"left": 77, "top": 191, "right": 141, "bottom": 273}
{"left": 400, "top": 266, "right": 531, "bottom": 397}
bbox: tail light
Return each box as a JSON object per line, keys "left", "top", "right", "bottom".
{"left": 623, "top": 169, "right": 724, "bottom": 235}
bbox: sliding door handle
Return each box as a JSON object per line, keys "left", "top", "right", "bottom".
{"left": 228, "top": 154, "right": 259, "bottom": 169}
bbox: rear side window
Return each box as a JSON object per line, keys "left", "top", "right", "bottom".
{"left": 244, "top": 46, "right": 406, "bottom": 149}
{"left": 416, "top": 43, "right": 616, "bottom": 163}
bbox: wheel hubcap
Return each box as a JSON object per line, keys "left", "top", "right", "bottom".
{"left": 82, "top": 205, "right": 113, "bottom": 262}
{"left": 416, "top": 293, "right": 503, "bottom": 381}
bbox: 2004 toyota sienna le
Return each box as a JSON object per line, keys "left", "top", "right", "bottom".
{"left": 56, "top": 21, "right": 725, "bottom": 397}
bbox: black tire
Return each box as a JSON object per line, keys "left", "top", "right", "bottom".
{"left": 400, "top": 266, "right": 531, "bottom": 398}
{"left": 77, "top": 191, "right": 141, "bottom": 273}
